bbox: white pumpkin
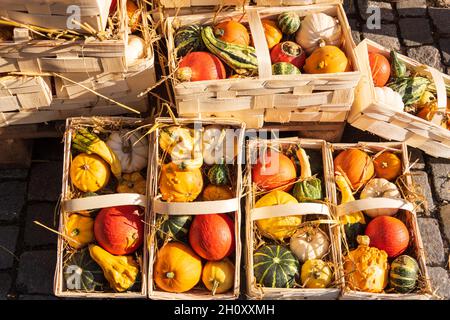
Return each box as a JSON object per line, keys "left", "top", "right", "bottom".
{"left": 202, "top": 125, "right": 238, "bottom": 165}
{"left": 126, "top": 35, "right": 145, "bottom": 66}
{"left": 295, "top": 13, "right": 342, "bottom": 54}
{"left": 290, "top": 225, "right": 330, "bottom": 263}
{"left": 360, "top": 178, "right": 402, "bottom": 217}
{"left": 374, "top": 87, "right": 405, "bottom": 112}
{"left": 158, "top": 126, "right": 203, "bottom": 169}
{"left": 106, "top": 131, "right": 148, "bottom": 173}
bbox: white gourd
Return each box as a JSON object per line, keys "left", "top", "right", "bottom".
{"left": 360, "top": 178, "right": 402, "bottom": 217}
{"left": 290, "top": 226, "right": 330, "bottom": 263}
{"left": 126, "top": 35, "right": 145, "bottom": 66}
{"left": 202, "top": 125, "right": 237, "bottom": 165}
{"left": 106, "top": 131, "right": 148, "bottom": 173}
{"left": 295, "top": 13, "right": 342, "bottom": 54}
{"left": 375, "top": 87, "right": 405, "bottom": 112}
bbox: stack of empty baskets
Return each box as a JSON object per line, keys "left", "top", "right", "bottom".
{"left": 163, "top": 0, "right": 360, "bottom": 141}
{"left": 0, "top": 0, "right": 155, "bottom": 127}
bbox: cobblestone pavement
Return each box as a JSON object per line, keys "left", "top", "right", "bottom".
{"left": 0, "top": 1, "right": 449, "bottom": 300}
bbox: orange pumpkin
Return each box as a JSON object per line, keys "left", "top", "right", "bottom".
{"left": 202, "top": 185, "right": 234, "bottom": 201}
{"left": 373, "top": 152, "right": 402, "bottom": 181}
{"left": 214, "top": 20, "right": 250, "bottom": 46}
{"left": 334, "top": 149, "right": 374, "bottom": 190}
{"left": 261, "top": 20, "right": 282, "bottom": 49}
{"left": 159, "top": 162, "right": 203, "bottom": 202}
{"left": 368, "top": 52, "right": 391, "bottom": 87}
{"left": 416, "top": 101, "right": 438, "bottom": 121}
{"left": 126, "top": 0, "right": 142, "bottom": 32}
{"left": 154, "top": 242, "right": 202, "bottom": 293}
{"left": 252, "top": 149, "right": 297, "bottom": 192}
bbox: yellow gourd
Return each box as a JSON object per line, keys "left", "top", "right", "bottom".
{"left": 255, "top": 190, "right": 302, "bottom": 240}
{"left": 262, "top": 20, "right": 282, "bottom": 49}
{"left": 202, "top": 259, "right": 235, "bottom": 295}
{"left": 304, "top": 45, "right": 349, "bottom": 74}
{"left": 301, "top": 259, "right": 333, "bottom": 289}
{"left": 159, "top": 162, "right": 203, "bottom": 202}
{"left": 344, "top": 235, "right": 389, "bottom": 293}
{"left": 88, "top": 244, "right": 139, "bottom": 292}
{"left": 65, "top": 214, "right": 95, "bottom": 249}
{"left": 202, "top": 184, "right": 234, "bottom": 201}
{"left": 117, "top": 172, "right": 146, "bottom": 195}
{"left": 70, "top": 153, "right": 110, "bottom": 192}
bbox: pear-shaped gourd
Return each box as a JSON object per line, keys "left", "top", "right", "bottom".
{"left": 292, "top": 147, "right": 322, "bottom": 202}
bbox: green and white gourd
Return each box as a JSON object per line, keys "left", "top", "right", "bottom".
{"left": 272, "top": 62, "right": 301, "bottom": 75}
{"left": 389, "top": 255, "right": 420, "bottom": 293}
{"left": 174, "top": 25, "right": 205, "bottom": 57}
{"left": 278, "top": 12, "right": 301, "bottom": 35}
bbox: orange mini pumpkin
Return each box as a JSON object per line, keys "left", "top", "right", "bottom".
{"left": 159, "top": 162, "right": 203, "bottom": 202}
{"left": 334, "top": 149, "right": 374, "bottom": 190}
{"left": 214, "top": 20, "right": 250, "bottom": 46}
{"left": 373, "top": 152, "right": 402, "bottom": 181}
{"left": 369, "top": 52, "right": 391, "bottom": 87}
{"left": 261, "top": 20, "right": 282, "bottom": 49}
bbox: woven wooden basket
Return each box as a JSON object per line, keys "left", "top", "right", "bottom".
{"left": 54, "top": 116, "right": 150, "bottom": 298}
{"left": 166, "top": 1, "right": 359, "bottom": 131}
{"left": 350, "top": 39, "right": 450, "bottom": 158}
{"left": 1, "top": 0, "right": 112, "bottom": 33}
{"left": 245, "top": 137, "right": 341, "bottom": 300}
{"left": 147, "top": 117, "right": 245, "bottom": 300}
{"left": 326, "top": 142, "right": 434, "bottom": 300}
{"left": 0, "top": 75, "right": 52, "bottom": 111}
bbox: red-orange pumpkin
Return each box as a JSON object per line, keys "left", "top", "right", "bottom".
{"left": 252, "top": 150, "right": 297, "bottom": 192}
{"left": 177, "top": 52, "right": 226, "bottom": 82}
{"left": 189, "top": 214, "right": 235, "bottom": 261}
{"left": 368, "top": 52, "right": 391, "bottom": 87}
{"left": 94, "top": 205, "right": 144, "bottom": 255}
{"left": 365, "top": 216, "right": 409, "bottom": 258}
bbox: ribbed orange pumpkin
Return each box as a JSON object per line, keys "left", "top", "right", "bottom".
{"left": 334, "top": 149, "right": 374, "bottom": 190}
{"left": 154, "top": 242, "right": 202, "bottom": 293}
{"left": 373, "top": 152, "right": 402, "bottom": 181}
{"left": 214, "top": 20, "right": 250, "bottom": 46}
{"left": 369, "top": 52, "right": 391, "bottom": 87}
{"left": 252, "top": 150, "right": 297, "bottom": 192}
{"left": 159, "top": 162, "right": 203, "bottom": 202}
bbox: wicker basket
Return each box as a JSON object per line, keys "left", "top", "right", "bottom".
{"left": 0, "top": 0, "right": 112, "bottom": 33}
{"left": 350, "top": 39, "right": 450, "bottom": 158}
{"left": 166, "top": 1, "right": 359, "bottom": 131}
{"left": 54, "top": 116, "right": 150, "bottom": 298}
{"left": 147, "top": 117, "right": 245, "bottom": 300}
{"left": 0, "top": 0, "right": 155, "bottom": 126}
{"left": 245, "top": 137, "right": 341, "bottom": 299}
{"left": 0, "top": 75, "right": 52, "bottom": 111}
{"left": 326, "top": 141, "right": 434, "bottom": 300}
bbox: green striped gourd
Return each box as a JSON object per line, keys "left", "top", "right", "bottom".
{"left": 390, "top": 50, "right": 406, "bottom": 78}
{"left": 201, "top": 26, "right": 258, "bottom": 75}
{"left": 389, "top": 255, "right": 420, "bottom": 293}
{"left": 388, "top": 76, "right": 430, "bottom": 106}
{"left": 174, "top": 25, "right": 205, "bottom": 57}
{"left": 253, "top": 245, "right": 299, "bottom": 288}
{"left": 207, "top": 164, "right": 230, "bottom": 186}
{"left": 63, "top": 248, "right": 105, "bottom": 292}
{"left": 272, "top": 62, "right": 301, "bottom": 75}
{"left": 278, "top": 12, "right": 301, "bottom": 36}
{"left": 157, "top": 215, "right": 192, "bottom": 242}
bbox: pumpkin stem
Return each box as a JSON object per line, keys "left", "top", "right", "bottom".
{"left": 318, "top": 39, "right": 326, "bottom": 48}
{"left": 357, "top": 235, "right": 370, "bottom": 247}
{"left": 71, "top": 228, "right": 80, "bottom": 237}
{"left": 176, "top": 67, "right": 193, "bottom": 82}
{"left": 211, "top": 280, "right": 220, "bottom": 296}
{"left": 166, "top": 272, "right": 175, "bottom": 279}
{"left": 381, "top": 161, "right": 388, "bottom": 169}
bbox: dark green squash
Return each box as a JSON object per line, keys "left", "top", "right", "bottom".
{"left": 277, "top": 12, "right": 300, "bottom": 35}
{"left": 390, "top": 255, "right": 420, "bottom": 293}
{"left": 272, "top": 62, "right": 301, "bottom": 75}
{"left": 254, "top": 245, "right": 299, "bottom": 288}
{"left": 63, "top": 248, "right": 105, "bottom": 292}
{"left": 174, "top": 25, "right": 205, "bottom": 57}
{"left": 157, "top": 214, "right": 192, "bottom": 242}
{"left": 207, "top": 164, "right": 230, "bottom": 186}
{"left": 292, "top": 147, "right": 322, "bottom": 202}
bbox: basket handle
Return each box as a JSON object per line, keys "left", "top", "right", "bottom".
{"left": 335, "top": 198, "right": 414, "bottom": 217}
{"left": 425, "top": 66, "right": 447, "bottom": 125}
{"left": 153, "top": 197, "right": 240, "bottom": 215}
{"left": 62, "top": 193, "right": 147, "bottom": 212}
{"left": 250, "top": 202, "right": 330, "bottom": 221}
{"left": 247, "top": 8, "right": 272, "bottom": 79}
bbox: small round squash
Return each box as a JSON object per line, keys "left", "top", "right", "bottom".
{"left": 301, "top": 259, "right": 333, "bottom": 289}
{"left": 214, "top": 20, "right": 250, "bottom": 46}
{"left": 373, "top": 151, "right": 402, "bottom": 181}
{"left": 202, "top": 185, "right": 234, "bottom": 201}
{"left": 154, "top": 242, "right": 202, "bottom": 293}
{"left": 304, "top": 45, "right": 349, "bottom": 74}
{"left": 202, "top": 259, "right": 235, "bottom": 295}
{"left": 70, "top": 153, "right": 110, "bottom": 192}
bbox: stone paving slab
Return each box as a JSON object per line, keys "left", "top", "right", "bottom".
{"left": 28, "top": 162, "right": 62, "bottom": 202}
{"left": 0, "top": 274, "right": 12, "bottom": 300}
{"left": 24, "top": 203, "right": 58, "bottom": 248}
{"left": 16, "top": 250, "right": 56, "bottom": 295}
{"left": 0, "top": 226, "right": 19, "bottom": 270}
{"left": 0, "top": 181, "right": 27, "bottom": 222}
{"left": 418, "top": 218, "right": 446, "bottom": 266}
